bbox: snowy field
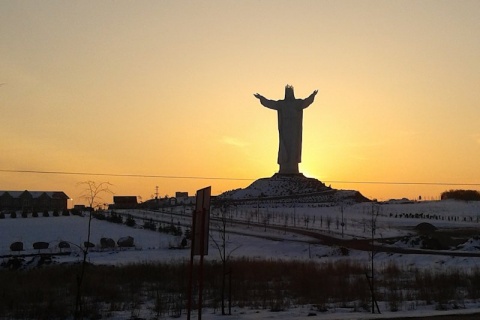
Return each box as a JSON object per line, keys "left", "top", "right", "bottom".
{"left": 2, "top": 200, "right": 480, "bottom": 267}
{"left": 1, "top": 199, "right": 480, "bottom": 319}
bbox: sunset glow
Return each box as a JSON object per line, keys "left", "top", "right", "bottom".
{"left": 1, "top": 1, "right": 479, "bottom": 204}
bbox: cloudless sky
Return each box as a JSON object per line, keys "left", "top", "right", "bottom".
{"left": 1, "top": 1, "right": 479, "bottom": 204}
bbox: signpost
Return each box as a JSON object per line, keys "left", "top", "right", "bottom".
{"left": 193, "top": 186, "right": 211, "bottom": 256}
{"left": 187, "top": 186, "right": 211, "bottom": 320}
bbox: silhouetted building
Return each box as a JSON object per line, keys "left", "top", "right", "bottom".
{"left": 112, "top": 196, "right": 138, "bottom": 209}
{"left": 0, "top": 190, "right": 70, "bottom": 212}
{"left": 175, "top": 192, "right": 188, "bottom": 198}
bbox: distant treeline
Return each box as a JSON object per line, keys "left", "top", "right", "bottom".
{"left": 441, "top": 189, "right": 480, "bottom": 201}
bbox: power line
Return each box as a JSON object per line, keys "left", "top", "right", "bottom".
{"left": 0, "top": 169, "right": 479, "bottom": 186}
{"left": 0, "top": 169, "right": 251, "bottom": 181}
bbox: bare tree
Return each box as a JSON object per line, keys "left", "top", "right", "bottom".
{"left": 339, "top": 202, "right": 346, "bottom": 238}
{"left": 75, "top": 181, "right": 113, "bottom": 320}
{"left": 365, "top": 203, "right": 381, "bottom": 314}
{"left": 210, "top": 204, "right": 241, "bottom": 315}
{"left": 304, "top": 215, "right": 310, "bottom": 229}
{"left": 326, "top": 215, "right": 332, "bottom": 232}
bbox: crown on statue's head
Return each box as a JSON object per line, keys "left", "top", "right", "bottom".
{"left": 285, "top": 84, "right": 295, "bottom": 100}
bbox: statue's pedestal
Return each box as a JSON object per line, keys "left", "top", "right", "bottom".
{"left": 272, "top": 172, "right": 306, "bottom": 179}
{"left": 278, "top": 162, "right": 300, "bottom": 175}
{"left": 218, "top": 172, "right": 370, "bottom": 203}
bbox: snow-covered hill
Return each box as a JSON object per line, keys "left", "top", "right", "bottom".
{"left": 218, "top": 173, "right": 369, "bottom": 203}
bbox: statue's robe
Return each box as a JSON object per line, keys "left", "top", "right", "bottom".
{"left": 258, "top": 96, "right": 315, "bottom": 169}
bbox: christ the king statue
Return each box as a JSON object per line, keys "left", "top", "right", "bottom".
{"left": 254, "top": 85, "right": 318, "bottom": 175}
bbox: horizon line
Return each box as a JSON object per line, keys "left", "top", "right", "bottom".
{"left": 1, "top": 169, "right": 479, "bottom": 187}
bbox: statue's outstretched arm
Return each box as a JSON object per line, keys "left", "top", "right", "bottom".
{"left": 302, "top": 90, "right": 318, "bottom": 109}
{"left": 254, "top": 93, "right": 278, "bottom": 110}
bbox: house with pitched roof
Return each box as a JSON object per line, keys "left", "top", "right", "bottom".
{"left": 0, "top": 190, "right": 70, "bottom": 212}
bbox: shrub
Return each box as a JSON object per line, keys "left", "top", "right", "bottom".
{"left": 33, "top": 242, "right": 49, "bottom": 250}
{"left": 184, "top": 228, "right": 192, "bottom": 240}
{"left": 176, "top": 226, "right": 183, "bottom": 236}
{"left": 93, "top": 211, "right": 106, "bottom": 220}
{"left": 10, "top": 211, "right": 17, "bottom": 218}
{"left": 100, "top": 238, "right": 115, "bottom": 249}
{"left": 84, "top": 242, "right": 95, "bottom": 249}
{"left": 125, "top": 215, "right": 136, "bottom": 227}
{"left": 180, "top": 237, "right": 188, "bottom": 248}
{"left": 70, "top": 209, "right": 82, "bottom": 216}
{"left": 0, "top": 260, "right": 478, "bottom": 318}
{"left": 161, "top": 224, "right": 182, "bottom": 236}
{"left": 143, "top": 220, "right": 156, "bottom": 231}
{"left": 441, "top": 189, "right": 480, "bottom": 201}
{"left": 106, "top": 211, "right": 123, "bottom": 224}
{"left": 117, "top": 236, "right": 135, "bottom": 247}
{"left": 10, "top": 241, "right": 23, "bottom": 251}
{"left": 58, "top": 241, "right": 70, "bottom": 250}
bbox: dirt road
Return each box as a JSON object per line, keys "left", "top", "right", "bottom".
{"left": 266, "top": 224, "right": 480, "bottom": 258}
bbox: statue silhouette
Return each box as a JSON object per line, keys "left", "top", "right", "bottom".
{"left": 254, "top": 85, "right": 318, "bottom": 174}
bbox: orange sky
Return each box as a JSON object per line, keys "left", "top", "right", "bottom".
{"left": 1, "top": 1, "right": 480, "bottom": 205}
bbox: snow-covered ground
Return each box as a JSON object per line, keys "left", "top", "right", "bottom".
{"left": 1, "top": 199, "right": 480, "bottom": 319}
{"left": 3, "top": 200, "right": 480, "bottom": 268}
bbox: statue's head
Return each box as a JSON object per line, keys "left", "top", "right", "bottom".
{"left": 284, "top": 85, "right": 295, "bottom": 100}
